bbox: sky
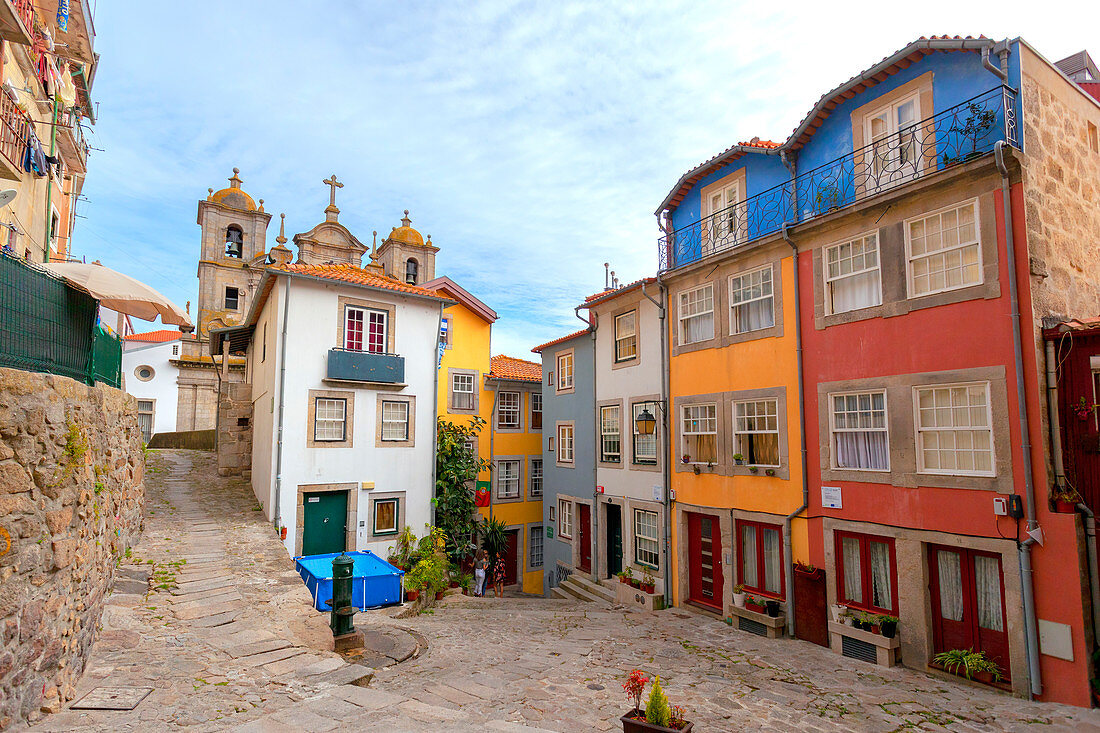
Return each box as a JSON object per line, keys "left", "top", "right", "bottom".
{"left": 75, "top": 0, "right": 1096, "bottom": 358}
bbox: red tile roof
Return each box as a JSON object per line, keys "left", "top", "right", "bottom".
{"left": 583, "top": 277, "right": 658, "bottom": 306}
{"left": 125, "top": 329, "right": 181, "bottom": 343}
{"left": 532, "top": 328, "right": 591, "bottom": 353}
{"left": 1043, "top": 316, "right": 1100, "bottom": 337}
{"left": 488, "top": 354, "right": 542, "bottom": 382}
{"left": 271, "top": 263, "right": 448, "bottom": 299}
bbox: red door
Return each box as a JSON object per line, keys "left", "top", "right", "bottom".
{"left": 577, "top": 504, "right": 592, "bottom": 573}
{"left": 688, "top": 512, "right": 723, "bottom": 611}
{"left": 503, "top": 530, "right": 519, "bottom": 586}
{"left": 929, "top": 545, "right": 1010, "bottom": 678}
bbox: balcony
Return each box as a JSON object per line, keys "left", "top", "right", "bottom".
{"left": 0, "top": 89, "right": 30, "bottom": 180}
{"left": 0, "top": 0, "right": 34, "bottom": 46}
{"left": 56, "top": 109, "right": 89, "bottom": 174}
{"left": 325, "top": 348, "right": 405, "bottom": 387}
{"left": 658, "top": 86, "right": 1019, "bottom": 271}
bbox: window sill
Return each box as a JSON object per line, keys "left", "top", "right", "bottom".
{"left": 322, "top": 377, "right": 408, "bottom": 391}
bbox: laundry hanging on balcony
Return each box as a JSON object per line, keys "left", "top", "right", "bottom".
{"left": 22, "top": 132, "right": 46, "bottom": 177}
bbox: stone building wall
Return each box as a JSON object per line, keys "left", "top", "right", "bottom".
{"left": 217, "top": 382, "right": 253, "bottom": 478}
{"left": 0, "top": 368, "right": 145, "bottom": 727}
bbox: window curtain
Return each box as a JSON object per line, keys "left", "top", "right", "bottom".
{"left": 974, "top": 555, "right": 1004, "bottom": 632}
{"left": 830, "top": 270, "right": 881, "bottom": 313}
{"left": 733, "top": 298, "right": 774, "bottom": 333}
{"left": 762, "top": 528, "right": 781, "bottom": 594}
{"left": 740, "top": 525, "right": 758, "bottom": 588}
{"left": 835, "top": 431, "right": 888, "bottom": 470}
{"left": 841, "top": 537, "right": 863, "bottom": 604}
{"left": 869, "top": 541, "right": 892, "bottom": 609}
{"left": 746, "top": 434, "right": 779, "bottom": 466}
{"left": 937, "top": 551, "right": 964, "bottom": 622}
{"left": 690, "top": 434, "right": 717, "bottom": 463}
{"left": 684, "top": 313, "right": 714, "bottom": 343}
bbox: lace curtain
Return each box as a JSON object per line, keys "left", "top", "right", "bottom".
{"left": 835, "top": 431, "right": 888, "bottom": 470}
{"left": 732, "top": 298, "right": 774, "bottom": 333}
{"left": 869, "top": 541, "right": 893, "bottom": 609}
{"left": 937, "top": 551, "right": 964, "bottom": 621}
{"left": 841, "top": 537, "right": 862, "bottom": 604}
{"left": 740, "top": 525, "right": 757, "bottom": 589}
{"left": 974, "top": 555, "right": 1004, "bottom": 632}
{"left": 830, "top": 270, "right": 882, "bottom": 314}
{"left": 762, "top": 527, "right": 781, "bottom": 594}
{"left": 683, "top": 312, "right": 713, "bottom": 343}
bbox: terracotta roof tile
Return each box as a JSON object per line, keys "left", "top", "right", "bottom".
{"left": 583, "top": 277, "right": 657, "bottom": 306}
{"left": 532, "top": 328, "right": 590, "bottom": 353}
{"left": 271, "top": 263, "right": 447, "bottom": 299}
{"left": 488, "top": 354, "right": 542, "bottom": 382}
{"left": 125, "top": 329, "right": 181, "bottom": 343}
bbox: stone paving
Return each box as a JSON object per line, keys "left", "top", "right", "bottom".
{"left": 26, "top": 450, "right": 1100, "bottom": 731}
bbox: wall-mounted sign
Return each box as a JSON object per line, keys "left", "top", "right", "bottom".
{"left": 653, "top": 485, "right": 663, "bottom": 502}
{"left": 596, "top": 485, "right": 605, "bottom": 494}
{"left": 821, "top": 485, "right": 842, "bottom": 509}
{"left": 546, "top": 526, "right": 554, "bottom": 539}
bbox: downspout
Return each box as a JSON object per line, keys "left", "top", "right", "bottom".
{"left": 576, "top": 304, "right": 598, "bottom": 580}
{"left": 982, "top": 45, "right": 1008, "bottom": 82}
{"left": 781, "top": 222, "right": 809, "bottom": 638}
{"left": 42, "top": 97, "right": 59, "bottom": 262}
{"left": 641, "top": 279, "right": 672, "bottom": 598}
{"left": 274, "top": 278, "right": 291, "bottom": 543}
{"left": 431, "top": 302, "right": 443, "bottom": 528}
{"left": 995, "top": 140, "right": 1042, "bottom": 697}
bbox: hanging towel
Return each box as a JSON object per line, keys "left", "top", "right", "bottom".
{"left": 57, "top": 0, "right": 69, "bottom": 32}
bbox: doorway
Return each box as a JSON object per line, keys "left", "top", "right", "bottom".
{"left": 503, "top": 529, "right": 520, "bottom": 586}
{"left": 302, "top": 490, "right": 348, "bottom": 556}
{"left": 928, "top": 545, "right": 1010, "bottom": 678}
{"left": 606, "top": 503, "right": 623, "bottom": 578}
{"left": 687, "top": 512, "right": 723, "bottom": 611}
{"left": 577, "top": 504, "right": 592, "bottom": 573}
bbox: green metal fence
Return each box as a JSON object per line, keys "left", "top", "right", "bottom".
{"left": 0, "top": 250, "right": 122, "bottom": 389}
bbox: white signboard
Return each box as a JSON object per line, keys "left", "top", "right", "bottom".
{"left": 653, "top": 485, "right": 663, "bottom": 502}
{"left": 821, "top": 485, "right": 842, "bottom": 509}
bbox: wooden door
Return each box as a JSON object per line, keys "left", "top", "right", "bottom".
{"left": 688, "top": 512, "right": 723, "bottom": 611}
{"left": 302, "top": 490, "right": 347, "bottom": 556}
{"left": 577, "top": 504, "right": 592, "bottom": 573}
{"left": 606, "top": 504, "right": 622, "bottom": 578}
{"left": 504, "top": 530, "right": 519, "bottom": 586}
{"left": 929, "top": 545, "right": 1010, "bottom": 678}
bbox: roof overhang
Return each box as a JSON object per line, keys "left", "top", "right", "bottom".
{"left": 422, "top": 276, "right": 498, "bottom": 323}
{"left": 209, "top": 325, "right": 255, "bottom": 356}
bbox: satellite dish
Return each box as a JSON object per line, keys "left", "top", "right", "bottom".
{"left": 0, "top": 190, "right": 16, "bottom": 208}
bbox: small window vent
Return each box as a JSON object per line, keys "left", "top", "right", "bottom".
{"left": 738, "top": 617, "right": 767, "bottom": 636}
{"left": 841, "top": 635, "right": 878, "bottom": 664}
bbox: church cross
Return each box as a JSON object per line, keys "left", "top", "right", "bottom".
{"left": 323, "top": 174, "right": 343, "bottom": 208}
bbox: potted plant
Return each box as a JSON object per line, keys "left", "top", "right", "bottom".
{"left": 764, "top": 468, "right": 776, "bottom": 477}
{"left": 681, "top": 455, "right": 690, "bottom": 464}
{"left": 966, "top": 652, "right": 1003, "bottom": 684}
{"left": 744, "top": 594, "right": 766, "bottom": 614}
{"left": 733, "top": 453, "right": 744, "bottom": 466}
{"left": 617, "top": 569, "right": 630, "bottom": 585}
{"left": 795, "top": 561, "right": 823, "bottom": 579}
{"left": 933, "top": 649, "right": 1002, "bottom": 684}
{"left": 641, "top": 569, "right": 656, "bottom": 594}
{"left": 933, "top": 649, "right": 971, "bottom": 677}
{"left": 748, "top": 466, "right": 759, "bottom": 474}
{"left": 764, "top": 599, "right": 782, "bottom": 618}
{"left": 864, "top": 613, "right": 881, "bottom": 634}
{"left": 622, "top": 669, "right": 647, "bottom": 719}
{"left": 879, "top": 615, "right": 899, "bottom": 639}
{"left": 732, "top": 584, "right": 747, "bottom": 608}
{"left": 1051, "top": 487, "right": 1081, "bottom": 513}
{"left": 458, "top": 571, "right": 473, "bottom": 595}
{"left": 620, "top": 671, "right": 693, "bottom": 732}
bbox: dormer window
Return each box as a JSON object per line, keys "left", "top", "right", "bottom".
{"left": 405, "top": 258, "right": 419, "bottom": 285}
{"left": 225, "top": 225, "right": 243, "bottom": 258}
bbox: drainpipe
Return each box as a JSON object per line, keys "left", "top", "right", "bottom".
{"left": 575, "top": 304, "right": 598, "bottom": 580}
{"left": 780, "top": 222, "right": 809, "bottom": 638}
{"left": 42, "top": 98, "right": 59, "bottom": 263}
{"left": 995, "top": 140, "right": 1042, "bottom": 698}
{"left": 274, "top": 278, "right": 291, "bottom": 543}
{"left": 982, "top": 46, "right": 1008, "bottom": 82}
{"left": 431, "top": 302, "right": 443, "bottom": 528}
{"left": 641, "top": 279, "right": 672, "bottom": 597}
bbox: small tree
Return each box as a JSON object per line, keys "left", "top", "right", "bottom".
{"left": 434, "top": 417, "right": 489, "bottom": 565}
{"left": 645, "top": 676, "right": 671, "bottom": 727}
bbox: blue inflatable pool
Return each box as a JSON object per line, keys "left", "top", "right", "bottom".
{"left": 294, "top": 551, "right": 404, "bottom": 612}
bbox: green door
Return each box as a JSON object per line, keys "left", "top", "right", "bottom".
{"left": 606, "top": 503, "right": 623, "bottom": 577}
{"left": 302, "top": 491, "right": 348, "bottom": 556}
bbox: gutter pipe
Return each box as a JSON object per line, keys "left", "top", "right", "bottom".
{"left": 431, "top": 302, "right": 443, "bottom": 528}
{"left": 488, "top": 385, "right": 498, "bottom": 522}
{"left": 995, "top": 140, "right": 1042, "bottom": 698}
{"left": 273, "top": 278, "right": 291, "bottom": 544}
{"left": 641, "top": 279, "right": 672, "bottom": 599}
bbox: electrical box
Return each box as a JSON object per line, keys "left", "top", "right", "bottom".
{"left": 1008, "top": 494, "right": 1024, "bottom": 519}
{"left": 993, "top": 497, "right": 1007, "bottom": 516}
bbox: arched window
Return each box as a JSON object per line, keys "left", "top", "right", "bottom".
{"left": 225, "top": 225, "right": 244, "bottom": 258}
{"left": 405, "top": 258, "right": 419, "bottom": 285}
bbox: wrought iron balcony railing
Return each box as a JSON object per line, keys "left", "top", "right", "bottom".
{"left": 658, "top": 86, "right": 1019, "bottom": 271}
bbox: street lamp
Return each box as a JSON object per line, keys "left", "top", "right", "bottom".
{"left": 635, "top": 406, "right": 657, "bottom": 436}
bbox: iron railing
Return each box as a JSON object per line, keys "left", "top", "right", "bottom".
{"left": 659, "top": 86, "right": 1019, "bottom": 271}
{"left": 0, "top": 87, "right": 31, "bottom": 172}
{"left": 13, "top": 0, "right": 33, "bottom": 36}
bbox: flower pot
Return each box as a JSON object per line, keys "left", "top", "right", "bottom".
{"left": 404, "top": 590, "right": 419, "bottom": 602}
{"left": 733, "top": 593, "right": 747, "bottom": 608}
{"left": 830, "top": 604, "right": 845, "bottom": 623}
{"left": 620, "top": 711, "right": 694, "bottom": 733}
{"left": 765, "top": 600, "right": 781, "bottom": 618}
{"left": 745, "top": 601, "right": 766, "bottom": 614}
{"left": 641, "top": 583, "right": 655, "bottom": 594}
{"left": 435, "top": 590, "right": 445, "bottom": 601}
{"left": 629, "top": 578, "right": 641, "bottom": 589}
{"left": 1054, "top": 499, "right": 1077, "bottom": 513}
{"left": 734, "top": 459, "right": 744, "bottom": 465}
{"left": 869, "top": 624, "right": 881, "bottom": 635}
{"left": 973, "top": 670, "right": 994, "bottom": 685}
{"left": 620, "top": 576, "right": 629, "bottom": 584}
{"left": 880, "top": 620, "right": 897, "bottom": 638}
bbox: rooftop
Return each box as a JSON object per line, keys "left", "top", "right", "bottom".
{"left": 532, "top": 328, "right": 590, "bottom": 353}
{"left": 125, "top": 330, "right": 181, "bottom": 343}
{"left": 583, "top": 277, "right": 658, "bottom": 307}
{"left": 271, "top": 262, "right": 447, "bottom": 299}
{"left": 488, "top": 354, "right": 542, "bottom": 382}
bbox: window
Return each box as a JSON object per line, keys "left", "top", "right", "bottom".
{"left": 451, "top": 372, "right": 475, "bottom": 410}
{"left": 345, "top": 306, "right": 387, "bottom": 353}
{"left": 830, "top": 391, "right": 889, "bottom": 471}
{"left": 49, "top": 209, "right": 59, "bottom": 243}
{"left": 729, "top": 267, "right": 774, "bottom": 334}
{"left": 497, "top": 391, "right": 521, "bottom": 428}
{"left": 314, "top": 398, "right": 347, "bottom": 442}
{"left": 225, "top": 225, "right": 243, "bottom": 258}
{"left": 678, "top": 285, "right": 714, "bottom": 345}
{"left": 632, "top": 402, "right": 657, "bottom": 465}
{"left": 836, "top": 531, "right": 897, "bottom": 614}
{"left": 171, "top": 344, "right": 179, "bottom": 357}
{"left": 134, "top": 365, "right": 155, "bottom": 382}
{"left": 915, "top": 383, "right": 994, "bottom": 476}
{"left": 405, "top": 258, "right": 419, "bottom": 284}
{"left": 681, "top": 404, "right": 717, "bottom": 464}
{"left": 864, "top": 94, "right": 920, "bottom": 188}
{"left": 557, "top": 423, "right": 574, "bottom": 464}
{"left": 825, "top": 233, "right": 882, "bottom": 314}
{"left": 600, "top": 405, "right": 621, "bottom": 463}
{"left": 614, "top": 311, "right": 637, "bottom": 362}
{"left": 733, "top": 399, "right": 779, "bottom": 467}
{"left": 907, "top": 201, "right": 981, "bottom": 297}
{"left": 373, "top": 498, "right": 399, "bottom": 535}
{"left": 703, "top": 179, "right": 746, "bottom": 249}
{"left": 225, "top": 286, "right": 240, "bottom": 310}
{"left": 496, "top": 460, "right": 521, "bottom": 499}
{"left": 556, "top": 351, "right": 574, "bottom": 391}
{"left": 1088, "top": 121, "right": 1098, "bottom": 154}
{"left": 558, "top": 499, "right": 573, "bottom": 538}
{"left": 380, "top": 400, "right": 409, "bottom": 442}
{"left": 530, "top": 392, "right": 543, "bottom": 430}
{"left": 529, "top": 527, "right": 544, "bottom": 568}
{"left": 136, "top": 400, "right": 154, "bottom": 443}
{"left": 738, "top": 520, "right": 783, "bottom": 598}
{"left": 529, "top": 459, "right": 543, "bottom": 498}
{"left": 634, "top": 509, "right": 659, "bottom": 568}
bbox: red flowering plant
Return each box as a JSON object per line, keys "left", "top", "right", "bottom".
{"left": 623, "top": 669, "right": 648, "bottom": 714}
{"left": 670, "top": 704, "right": 688, "bottom": 729}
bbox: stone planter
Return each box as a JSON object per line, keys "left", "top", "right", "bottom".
{"left": 620, "top": 712, "right": 694, "bottom": 733}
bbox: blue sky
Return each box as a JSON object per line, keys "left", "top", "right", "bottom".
{"left": 75, "top": 1, "right": 1094, "bottom": 357}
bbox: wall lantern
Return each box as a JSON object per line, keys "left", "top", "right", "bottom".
{"left": 635, "top": 407, "right": 657, "bottom": 436}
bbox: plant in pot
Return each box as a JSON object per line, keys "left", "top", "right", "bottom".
{"left": 620, "top": 671, "right": 694, "bottom": 732}
{"left": 732, "top": 584, "right": 747, "bottom": 608}
{"left": 733, "top": 453, "right": 744, "bottom": 466}
{"left": 641, "top": 569, "right": 656, "bottom": 594}
{"left": 748, "top": 466, "right": 759, "bottom": 474}
{"left": 1051, "top": 486, "right": 1081, "bottom": 513}
{"left": 388, "top": 525, "right": 418, "bottom": 570}
{"left": 879, "top": 615, "right": 899, "bottom": 639}
{"left": 764, "top": 468, "right": 776, "bottom": 477}
{"left": 681, "top": 454, "right": 690, "bottom": 464}
{"left": 765, "top": 598, "right": 782, "bottom": 618}
{"left": 744, "top": 594, "right": 767, "bottom": 614}
{"left": 965, "top": 651, "right": 1003, "bottom": 684}
{"left": 829, "top": 604, "right": 847, "bottom": 624}
{"left": 622, "top": 669, "right": 647, "bottom": 718}
{"left": 616, "top": 569, "right": 630, "bottom": 585}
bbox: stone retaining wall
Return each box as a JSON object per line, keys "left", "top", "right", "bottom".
{"left": 0, "top": 368, "right": 145, "bottom": 727}
{"left": 217, "top": 382, "right": 252, "bottom": 477}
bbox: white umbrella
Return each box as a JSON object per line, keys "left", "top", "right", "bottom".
{"left": 43, "top": 262, "right": 192, "bottom": 327}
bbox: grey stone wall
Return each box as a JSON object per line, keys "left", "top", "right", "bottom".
{"left": 0, "top": 368, "right": 145, "bottom": 727}
{"left": 217, "top": 382, "right": 253, "bottom": 478}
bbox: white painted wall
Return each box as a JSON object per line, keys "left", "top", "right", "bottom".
{"left": 121, "top": 339, "right": 181, "bottom": 437}
{"left": 248, "top": 278, "right": 283, "bottom": 520}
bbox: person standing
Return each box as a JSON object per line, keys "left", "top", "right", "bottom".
{"left": 492, "top": 553, "right": 506, "bottom": 598}
{"left": 473, "top": 549, "right": 488, "bottom": 597}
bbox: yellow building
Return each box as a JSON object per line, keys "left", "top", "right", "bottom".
{"left": 426, "top": 278, "right": 545, "bottom": 595}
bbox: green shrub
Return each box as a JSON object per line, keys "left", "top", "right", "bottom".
{"left": 645, "top": 676, "right": 671, "bottom": 727}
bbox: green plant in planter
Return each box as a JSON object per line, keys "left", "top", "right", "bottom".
{"left": 641, "top": 569, "right": 655, "bottom": 591}
{"left": 645, "top": 676, "right": 671, "bottom": 727}
{"left": 934, "top": 649, "right": 970, "bottom": 676}
{"left": 732, "top": 453, "right": 744, "bottom": 465}
{"left": 748, "top": 466, "right": 759, "bottom": 474}
{"left": 964, "top": 651, "right": 1003, "bottom": 682}
{"left": 480, "top": 516, "right": 508, "bottom": 567}
{"left": 388, "top": 526, "right": 418, "bottom": 568}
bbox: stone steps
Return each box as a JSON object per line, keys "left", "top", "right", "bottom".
{"left": 556, "top": 575, "right": 614, "bottom": 606}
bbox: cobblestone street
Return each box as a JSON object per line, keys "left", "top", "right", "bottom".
{"left": 27, "top": 450, "right": 1100, "bottom": 731}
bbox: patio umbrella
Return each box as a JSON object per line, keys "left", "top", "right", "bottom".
{"left": 43, "top": 262, "right": 192, "bottom": 327}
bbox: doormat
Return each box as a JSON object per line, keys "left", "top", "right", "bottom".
{"left": 69, "top": 686, "right": 154, "bottom": 711}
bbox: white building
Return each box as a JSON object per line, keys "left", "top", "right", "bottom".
{"left": 122, "top": 330, "right": 182, "bottom": 442}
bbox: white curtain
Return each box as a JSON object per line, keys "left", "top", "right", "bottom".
{"left": 841, "top": 537, "right": 863, "bottom": 604}
{"left": 937, "top": 551, "right": 964, "bottom": 622}
{"left": 763, "top": 528, "right": 781, "bottom": 594}
{"left": 869, "top": 541, "right": 892, "bottom": 609}
{"left": 830, "top": 270, "right": 882, "bottom": 314}
{"left": 684, "top": 313, "right": 714, "bottom": 343}
{"left": 835, "top": 431, "right": 888, "bottom": 470}
{"left": 974, "top": 555, "right": 1004, "bottom": 632}
{"left": 733, "top": 298, "right": 774, "bottom": 333}
{"left": 740, "top": 525, "right": 758, "bottom": 588}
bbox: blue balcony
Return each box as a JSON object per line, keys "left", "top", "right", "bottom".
{"left": 658, "top": 86, "right": 1019, "bottom": 271}
{"left": 326, "top": 348, "right": 405, "bottom": 385}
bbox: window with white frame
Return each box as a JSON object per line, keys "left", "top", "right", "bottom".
{"left": 497, "top": 391, "right": 521, "bottom": 428}
{"left": 451, "top": 372, "right": 475, "bottom": 410}
{"left": 825, "top": 233, "right": 882, "bottom": 314}
{"left": 830, "top": 391, "right": 889, "bottom": 470}
{"left": 864, "top": 93, "right": 921, "bottom": 187}
{"left": 681, "top": 403, "right": 717, "bottom": 464}
{"left": 530, "top": 392, "right": 543, "bottom": 430}
{"left": 915, "top": 383, "right": 994, "bottom": 475}
{"left": 632, "top": 402, "right": 657, "bottom": 465}
{"left": 557, "top": 423, "right": 574, "bottom": 463}
{"left": 729, "top": 267, "right": 774, "bottom": 334}
{"left": 529, "top": 459, "right": 543, "bottom": 497}
{"left": 614, "top": 311, "right": 637, "bottom": 362}
{"left": 345, "top": 306, "right": 387, "bottom": 353}
{"left": 529, "top": 527, "right": 543, "bottom": 568}
{"left": 380, "top": 400, "right": 409, "bottom": 442}
{"left": 171, "top": 344, "right": 179, "bottom": 356}
{"left": 634, "top": 509, "right": 659, "bottom": 568}
{"left": 314, "top": 398, "right": 347, "bottom": 442}
{"left": 600, "top": 405, "right": 621, "bottom": 463}
{"left": 678, "top": 285, "right": 714, "bottom": 344}
{"left": 496, "top": 460, "right": 521, "bottom": 499}
{"left": 557, "top": 351, "right": 574, "bottom": 390}
{"left": 907, "top": 201, "right": 981, "bottom": 297}
{"left": 733, "top": 399, "right": 780, "bottom": 466}
{"left": 558, "top": 499, "right": 573, "bottom": 538}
